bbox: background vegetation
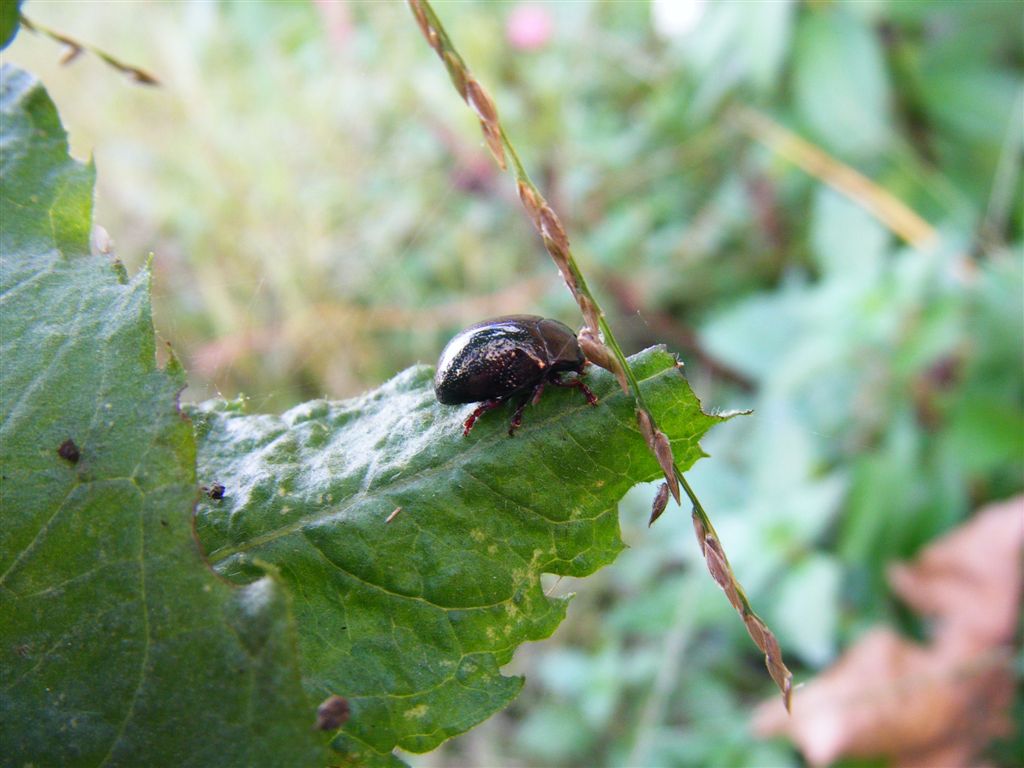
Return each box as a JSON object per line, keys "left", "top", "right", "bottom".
{"left": 7, "top": 1, "right": 1022, "bottom": 765}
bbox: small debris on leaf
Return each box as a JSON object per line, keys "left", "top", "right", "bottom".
{"left": 57, "top": 438, "right": 80, "bottom": 464}
{"left": 202, "top": 483, "right": 225, "bottom": 500}
{"left": 315, "top": 695, "right": 350, "bottom": 731}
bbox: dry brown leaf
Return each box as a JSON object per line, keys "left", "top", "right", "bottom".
{"left": 887, "top": 497, "right": 1023, "bottom": 649}
{"left": 755, "top": 630, "right": 1014, "bottom": 767}
{"left": 754, "top": 496, "right": 1023, "bottom": 768}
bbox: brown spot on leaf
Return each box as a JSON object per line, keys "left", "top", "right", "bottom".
{"left": 57, "top": 439, "right": 80, "bottom": 464}
{"left": 315, "top": 695, "right": 350, "bottom": 731}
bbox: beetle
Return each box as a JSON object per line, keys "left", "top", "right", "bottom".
{"left": 434, "top": 314, "right": 598, "bottom": 436}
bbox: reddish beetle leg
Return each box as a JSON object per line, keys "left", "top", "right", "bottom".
{"left": 463, "top": 399, "right": 503, "bottom": 436}
{"left": 552, "top": 373, "right": 598, "bottom": 406}
{"left": 464, "top": 374, "right": 599, "bottom": 438}
{"left": 508, "top": 383, "right": 546, "bottom": 436}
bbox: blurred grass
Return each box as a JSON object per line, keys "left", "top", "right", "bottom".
{"left": 7, "top": 1, "right": 1022, "bottom": 765}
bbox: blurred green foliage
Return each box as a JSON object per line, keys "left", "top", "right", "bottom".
{"left": 7, "top": 0, "right": 1021, "bottom": 765}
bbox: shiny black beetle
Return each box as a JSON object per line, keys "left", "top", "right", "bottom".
{"left": 434, "top": 314, "right": 598, "bottom": 436}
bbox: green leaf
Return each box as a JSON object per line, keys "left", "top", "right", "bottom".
{"left": 810, "top": 186, "right": 889, "bottom": 281}
{"left": 518, "top": 701, "right": 592, "bottom": 762}
{"left": 0, "top": 65, "right": 328, "bottom": 767}
{"left": 770, "top": 553, "right": 841, "bottom": 667}
{"left": 192, "top": 349, "right": 725, "bottom": 763}
{"left": 0, "top": 0, "right": 21, "bottom": 51}
{"left": 699, "top": 286, "right": 808, "bottom": 383}
{"left": 792, "top": 7, "right": 893, "bottom": 159}
{"left": 680, "top": 0, "right": 795, "bottom": 95}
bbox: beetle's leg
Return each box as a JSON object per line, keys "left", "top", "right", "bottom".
{"left": 508, "top": 400, "right": 528, "bottom": 437}
{"left": 463, "top": 398, "right": 503, "bottom": 436}
{"left": 552, "top": 373, "right": 598, "bottom": 406}
{"left": 509, "top": 383, "right": 545, "bottom": 436}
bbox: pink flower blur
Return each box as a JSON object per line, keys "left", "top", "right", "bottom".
{"left": 506, "top": 4, "right": 553, "bottom": 51}
{"left": 314, "top": 0, "right": 353, "bottom": 49}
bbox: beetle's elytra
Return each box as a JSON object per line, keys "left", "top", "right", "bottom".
{"left": 434, "top": 314, "right": 598, "bottom": 436}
